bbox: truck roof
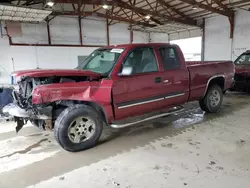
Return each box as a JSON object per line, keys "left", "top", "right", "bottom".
{"left": 109, "top": 43, "right": 171, "bottom": 48}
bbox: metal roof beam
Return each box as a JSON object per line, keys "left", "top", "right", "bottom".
{"left": 212, "top": 0, "right": 229, "bottom": 10}
{"left": 157, "top": 0, "right": 195, "bottom": 21}
{"left": 52, "top": 11, "right": 157, "bottom": 27}
{"left": 178, "top": 0, "right": 233, "bottom": 17}
{"left": 55, "top": 0, "right": 198, "bottom": 26}
{"left": 115, "top": 0, "right": 197, "bottom": 26}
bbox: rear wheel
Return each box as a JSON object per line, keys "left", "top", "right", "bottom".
{"left": 199, "top": 84, "right": 223, "bottom": 113}
{"left": 54, "top": 105, "right": 103, "bottom": 152}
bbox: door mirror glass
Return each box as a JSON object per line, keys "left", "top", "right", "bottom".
{"left": 119, "top": 66, "right": 133, "bottom": 76}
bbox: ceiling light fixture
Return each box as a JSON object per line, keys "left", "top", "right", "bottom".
{"left": 192, "top": 5, "right": 198, "bottom": 10}
{"left": 145, "top": 15, "right": 151, "bottom": 20}
{"left": 46, "top": 0, "right": 55, "bottom": 7}
{"left": 102, "top": 4, "right": 109, "bottom": 9}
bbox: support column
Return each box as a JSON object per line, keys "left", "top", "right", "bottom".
{"left": 167, "top": 34, "right": 170, "bottom": 43}
{"left": 201, "top": 18, "right": 205, "bottom": 61}
{"left": 228, "top": 13, "right": 235, "bottom": 60}
{"left": 229, "top": 13, "right": 235, "bottom": 39}
{"left": 106, "top": 18, "right": 110, "bottom": 46}
{"left": 79, "top": 16, "right": 83, "bottom": 45}
{"left": 130, "top": 29, "right": 133, "bottom": 43}
{"left": 46, "top": 19, "right": 51, "bottom": 45}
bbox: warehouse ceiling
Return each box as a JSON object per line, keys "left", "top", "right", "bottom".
{"left": 2, "top": 0, "right": 250, "bottom": 33}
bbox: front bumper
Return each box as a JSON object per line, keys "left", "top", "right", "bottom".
{"left": 2, "top": 103, "right": 52, "bottom": 120}
{"left": 3, "top": 103, "right": 52, "bottom": 132}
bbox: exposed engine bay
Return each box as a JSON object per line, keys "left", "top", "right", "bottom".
{"left": 4, "top": 75, "right": 100, "bottom": 132}
{"left": 15, "top": 76, "right": 93, "bottom": 109}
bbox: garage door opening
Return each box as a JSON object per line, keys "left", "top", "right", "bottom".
{"left": 170, "top": 37, "right": 201, "bottom": 61}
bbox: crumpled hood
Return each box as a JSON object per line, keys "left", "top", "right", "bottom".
{"left": 12, "top": 69, "right": 101, "bottom": 78}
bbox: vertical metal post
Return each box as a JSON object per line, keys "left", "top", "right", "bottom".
{"left": 79, "top": 16, "right": 83, "bottom": 45}
{"left": 201, "top": 18, "right": 205, "bottom": 61}
{"left": 106, "top": 18, "right": 110, "bottom": 46}
{"left": 130, "top": 29, "right": 133, "bottom": 43}
{"left": 46, "top": 19, "right": 51, "bottom": 45}
{"left": 229, "top": 13, "right": 235, "bottom": 39}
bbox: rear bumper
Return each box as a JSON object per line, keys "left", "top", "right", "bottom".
{"left": 2, "top": 103, "right": 52, "bottom": 120}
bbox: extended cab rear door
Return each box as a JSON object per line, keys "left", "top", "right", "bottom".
{"left": 156, "top": 45, "right": 189, "bottom": 107}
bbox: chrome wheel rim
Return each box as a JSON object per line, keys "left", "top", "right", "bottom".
{"left": 209, "top": 89, "right": 221, "bottom": 107}
{"left": 68, "top": 116, "right": 96, "bottom": 143}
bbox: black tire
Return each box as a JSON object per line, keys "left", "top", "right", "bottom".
{"left": 199, "top": 98, "right": 208, "bottom": 111}
{"left": 199, "top": 84, "right": 223, "bottom": 113}
{"left": 54, "top": 104, "right": 103, "bottom": 152}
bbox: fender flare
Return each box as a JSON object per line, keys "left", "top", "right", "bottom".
{"left": 203, "top": 75, "right": 225, "bottom": 97}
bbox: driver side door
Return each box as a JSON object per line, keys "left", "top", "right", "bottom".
{"left": 112, "top": 47, "right": 169, "bottom": 120}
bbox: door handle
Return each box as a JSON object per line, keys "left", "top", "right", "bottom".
{"left": 154, "top": 77, "right": 162, "bottom": 83}
{"left": 163, "top": 79, "right": 169, "bottom": 83}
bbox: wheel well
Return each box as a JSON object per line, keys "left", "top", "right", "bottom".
{"left": 208, "top": 77, "right": 225, "bottom": 90}
{"left": 52, "top": 100, "right": 108, "bottom": 124}
{"left": 203, "top": 76, "right": 225, "bottom": 97}
{"left": 83, "top": 101, "right": 108, "bottom": 124}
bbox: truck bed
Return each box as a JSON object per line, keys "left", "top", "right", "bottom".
{"left": 186, "top": 61, "right": 234, "bottom": 101}
{"left": 186, "top": 61, "right": 232, "bottom": 66}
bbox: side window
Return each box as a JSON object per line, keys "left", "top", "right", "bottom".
{"left": 122, "top": 47, "right": 158, "bottom": 74}
{"left": 159, "top": 47, "right": 180, "bottom": 70}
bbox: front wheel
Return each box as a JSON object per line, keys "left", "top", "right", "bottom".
{"left": 199, "top": 84, "right": 223, "bottom": 113}
{"left": 54, "top": 105, "right": 103, "bottom": 152}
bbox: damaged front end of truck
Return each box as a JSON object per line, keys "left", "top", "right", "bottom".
{"left": 3, "top": 69, "right": 111, "bottom": 133}
{"left": 3, "top": 76, "right": 54, "bottom": 132}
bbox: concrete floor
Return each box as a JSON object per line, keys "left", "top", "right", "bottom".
{"left": 0, "top": 92, "right": 250, "bottom": 188}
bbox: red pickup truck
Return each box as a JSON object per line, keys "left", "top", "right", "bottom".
{"left": 3, "top": 43, "right": 234, "bottom": 152}
{"left": 231, "top": 50, "right": 250, "bottom": 92}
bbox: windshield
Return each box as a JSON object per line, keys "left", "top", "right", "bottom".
{"left": 76, "top": 48, "right": 123, "bottom": 75}
{"left": 234, "top": 53, "right": 250, "bottom": 65}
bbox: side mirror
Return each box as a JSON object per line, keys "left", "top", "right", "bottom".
{"left": 118, "top": 66, "right": 133, "bottom": 76}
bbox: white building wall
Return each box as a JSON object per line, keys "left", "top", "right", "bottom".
{"left": 109, "top": 23, "right": 130, "bottom": 45}
{"left": 204, "top": 10, "right": 250, "bottom": 61}
{"left": 204, "top": 15, "right": 232, "bottom": 60}
{"left": 0, "top": 35, "right": 98, "bottom": 84}
{"left": 133, "top": 31, "right": 149, "bottom": 43}
{"left": 0, "top": 37, "right": 11, "bottom": 84}
{"left": 82, "top": 17, "right": 107, "bottom": 45}
{"left": 0, "top": 16, "right": 150, "bottom": 84}
{"left": 232, "top": 10, "right": 250, "bottom": 60}
{"left": 50, "top": 17, "right": 80, "bottom": 45}
{"left": 150, "top": 33, "right": 168, "bottom": 43}
{"left": 11, "top": 22, "right": 48, "bottom": 44}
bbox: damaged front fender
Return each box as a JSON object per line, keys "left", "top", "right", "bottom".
{"left": 32, "top": 80, "right": 113, "bottom": 106}
{"left": 31, "top": 80, "right": 114, "bottom": 122}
